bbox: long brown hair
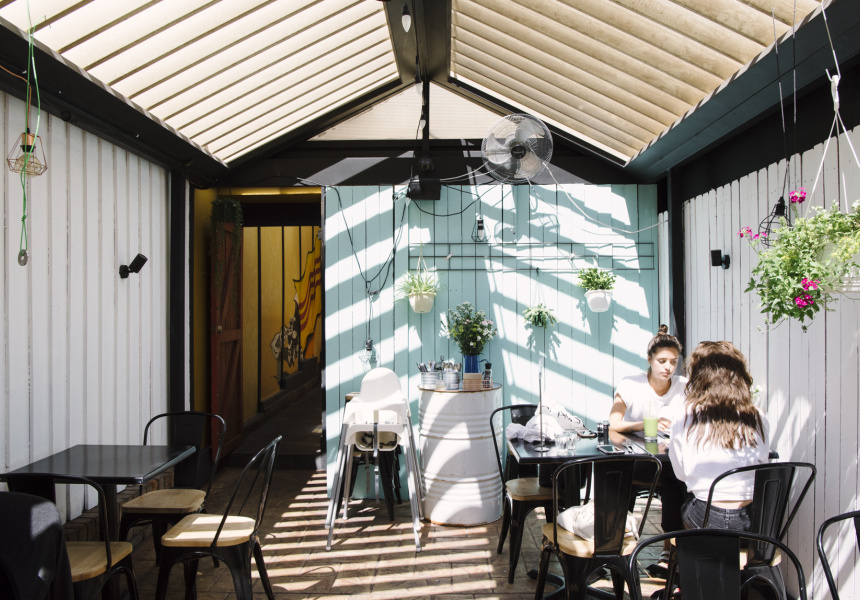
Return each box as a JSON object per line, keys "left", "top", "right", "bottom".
{"left": 683, "top": 341, "right": 764, "bottom": 449}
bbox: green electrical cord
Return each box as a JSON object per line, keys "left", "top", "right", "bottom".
{"left": 18, "top": 7, "right": 42, "bottom": 266}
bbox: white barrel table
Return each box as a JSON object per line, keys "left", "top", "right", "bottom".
{"left": 418, "top": 384, "right": 503, "bottom": 525}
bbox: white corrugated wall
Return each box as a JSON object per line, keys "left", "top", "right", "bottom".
{"left": 0, "top": 89, "right": 173, "bottom": 519}
{"left": 684, "top": 124, "right": 860, "bottom": 599}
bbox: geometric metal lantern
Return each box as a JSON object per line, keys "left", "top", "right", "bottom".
{"left": 7, "top": 130, "right": 47, "bottom": 176}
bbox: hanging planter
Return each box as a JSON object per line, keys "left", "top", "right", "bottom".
{"left": 741, "top": 198, "right": 860, "bottom": 330}
{"left": 578, "top": 267, "right": 616, "bottom": 313}
{"left": 523, "top": 270, "right": 557, "bottom": 328}
{"left": 409, "top": 292, "right": 436, "bottom": 314}
{"left": 584, "top": 290, "right": 613, "bottom": 313}
{"left": 397, "top": 245, "right": 441, "bottom": 314}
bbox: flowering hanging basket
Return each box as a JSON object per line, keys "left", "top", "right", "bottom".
{"left": 741, "top": 198, "right": 860, "bottom": 330}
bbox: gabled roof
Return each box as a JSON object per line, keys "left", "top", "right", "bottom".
{"left": 0, "top": 0, "right": 857, "bottom": 184}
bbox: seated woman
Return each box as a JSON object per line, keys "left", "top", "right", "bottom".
{"left": 668, "top": 341, "right": 770, "bottom": 531}
{"left": 609, "top": 324, "right": 687, "bottom": 568}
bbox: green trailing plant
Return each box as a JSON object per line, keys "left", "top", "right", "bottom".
{"left": 210, "top": 196, "right": 244, "bottom": 306}
{"left": 577, "top": 267, "right": 616, "bottom": 291}
{"left": 396, "top": 269, "right": 440, "bottom": 297}
{"left": 523, "top": 303, "right": 557, "bottom": 328}
{"left": 741, "top": 193, "right": 860, "bottom": 330}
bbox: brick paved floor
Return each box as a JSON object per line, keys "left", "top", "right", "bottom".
{"left": 131, "top": 468, "right": 667, "bottom": 599}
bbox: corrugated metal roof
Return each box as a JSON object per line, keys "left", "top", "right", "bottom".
{"left": 450, "top": 0, "right": 824, "bottom": 162}
{"left": 0, "top": 0, "right": 398, "bottom": 163}
{"left": 0, "top": 0, "right": 830, "bottom": 166}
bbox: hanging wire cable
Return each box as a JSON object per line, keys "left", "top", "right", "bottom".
{"left": 16, "top": 8, "right": 42, "bottom": 266}
{"left": 546, "top": 168, "right": 660, "bottom": 236}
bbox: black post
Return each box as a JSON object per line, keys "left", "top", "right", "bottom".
{"left": 666, "top": 168, "right": 686, "bottom": 352}
{"left": 168, "top": 171, "right": 187, "bottom": 413}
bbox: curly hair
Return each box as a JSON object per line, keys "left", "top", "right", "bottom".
{"left": 683, "top": 341, "right": 764, "bottom": 450}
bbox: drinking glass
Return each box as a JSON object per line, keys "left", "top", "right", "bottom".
{"left": 643, "top": 416, "right": 659, "bottom": 442}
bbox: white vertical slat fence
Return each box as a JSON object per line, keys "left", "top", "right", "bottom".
{"left": 1, "top": 90, "right": 172, "bottom": 519}
{"left": 684, "top": 123, "right": 860, "bottom": 600}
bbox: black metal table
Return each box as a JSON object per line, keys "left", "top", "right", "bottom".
{"left": 1, "top": 444, "right": 195, "bottom": 541}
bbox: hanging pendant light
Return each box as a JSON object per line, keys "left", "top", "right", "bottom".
{"left": 401, "top": 2, "right": 412, "bottom": 32}
{"left": 758, "top": 196, "right": 789, "bottom": 247}
{"left": 7, "top": 129, "right": 47, "bottom": 176}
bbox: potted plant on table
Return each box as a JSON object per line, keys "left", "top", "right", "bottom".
{"left": 741, "top": 190, "right": 860, "bottom": 331}
{"left": 441, "top": 302, "right": 498, "bottom": 372}
{"left": 578, "top": 267, "right": 616, "bottom": 312}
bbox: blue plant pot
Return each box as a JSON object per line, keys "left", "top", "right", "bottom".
{"left": 463, "top": 354, "right": 480, "bottom": 374}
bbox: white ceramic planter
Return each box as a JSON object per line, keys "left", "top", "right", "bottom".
{"left": 409, "top": 292, "right": 436, "bottom": 313}
{"left": 584, "top": 289, "right": 613, "bottom": 312}
{"left": 419, "top": 385, "right": 502, "bottom": 525}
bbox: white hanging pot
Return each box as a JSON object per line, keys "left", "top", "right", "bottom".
{"left": 409, "top": 292, "right": 436, "bottom": 313}
{"left": 584, "top": 289, "right": 613, "bottom": 313}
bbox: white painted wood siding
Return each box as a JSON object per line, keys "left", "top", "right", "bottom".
{"left": 0, "top": 90, "right": 172, "bottom": 519}
{"left": 325, "top": 183, "right": 660, "bottom": 487}
{"left": 684, "top": 125, "right": 860, "bottom": 600}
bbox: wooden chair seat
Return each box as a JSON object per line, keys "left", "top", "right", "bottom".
{"left": 506, "top": 477, "right": 553, "bottom": 501}
{"left": 668, "top": 538, "right": 782, "bottom": 568}
{"left": 541, "top": 522, "right": 639, "bottom": 557}
{"left": 161, "top": 514, "right": 256, "bottom": 548}
{"left": 67, "top": 541, "right": 134, "bottom": 582}
{"left": 122, "top": 489, "right": 206, "bottom": 514}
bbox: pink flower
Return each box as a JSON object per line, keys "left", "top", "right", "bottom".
{"left": 790, "top": 188, "right": 807, "bottom": 204}
{"left": 794, "top": 294, "right": 815, "bottom": 308}
{"left": 801, "top": 278, "right": 820, "bottom": 291}
{"left": 738, "top": 226, "right": 753, "bottom": 238}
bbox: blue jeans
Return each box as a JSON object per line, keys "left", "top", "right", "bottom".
{"left": 681, "top": 494, "right": 751, "bottom": 531}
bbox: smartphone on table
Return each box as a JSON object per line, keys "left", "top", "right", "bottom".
{"left": 596, "top": 445, "right": 625, "bottom": 455}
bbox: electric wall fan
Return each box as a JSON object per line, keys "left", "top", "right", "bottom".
{"left": 481, "top": 113, "right": 553, "bottom": 183}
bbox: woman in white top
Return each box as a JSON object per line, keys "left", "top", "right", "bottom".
{"left": 609, "top": 325, "right": 687, "bottom": 435}
{"left": 669, "top": 341, "right": 769, "bottom": 531}
{"left": 609, "top": 325, "right": 687, "bottom": 566}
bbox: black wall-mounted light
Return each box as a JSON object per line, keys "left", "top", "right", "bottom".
{"left": 120, "top": 253, "right": 148, "bottom": 278}
{"left": 710, "top": 249, "right": 730, "bottom": 270}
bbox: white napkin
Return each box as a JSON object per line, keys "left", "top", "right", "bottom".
{"left": 522, "top": 414, "right": 564, "bottom": 442}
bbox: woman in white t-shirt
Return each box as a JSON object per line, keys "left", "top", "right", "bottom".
{"left": 609, "top": 325, "right": 687, "bottom": 568}
{"left": 610, "top": 325, "right": 687, "bottom": 434}
{"left": 669, "top": 341, "right": 769, "bottom": 531}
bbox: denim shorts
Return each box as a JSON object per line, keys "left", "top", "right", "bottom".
{"left": 681, "top": 494, "right": 751, "bottom": 531}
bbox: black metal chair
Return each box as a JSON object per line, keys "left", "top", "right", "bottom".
{"left": 154, "top": 435, "right": 282, "bottom": 600}
{"left": 533, "top": 454, "right": 661, "bottom": 600}
{"left": 816, "top": 509, "right": 860, "bottom": 600}
{"left": 119, "top": 411, "right": 226, "bottom": 565}
{"left": 664, "top": 461, "right": 815, "bottom": 600}
{"left": 0, "top": 491, "right": 73, "bottom": 600}
{"left": 6, "top": 474, "right": 140, "bottom": 600}
{"left": 490, "top": 404, "right": 553, "bottom": 582}
{"left": 628, "top": 529, "right": 807, "bottom": 600}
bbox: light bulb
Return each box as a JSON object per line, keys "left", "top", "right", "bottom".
{"left": 419, "top": 117, "right": 426, "bottom": 130}
{"left": 477, "top": 217, "right": 485, "bottom": 241}
{"left": 401, "top": 3, "right": 412, "bottom": 32}
{"left": 18, "top": 249, "right": 28, "bottom": 266}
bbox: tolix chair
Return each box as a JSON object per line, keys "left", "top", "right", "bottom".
{"left": 490, "top": 404, "right": 553, "bottom": 582}
{"left": 533, "top": 454, "right": 661, "bottom": 600}
{"left": 628, "top": 529, "right": 807, "bottom": 600}
{"left": 816, "top": 509, "right": 860, "bottom": 600}
{"left": 119, "top": 411, "right": 226, "bottom": 565}
{"left": 155, "top": 435, "right": 282, "bottom": 600}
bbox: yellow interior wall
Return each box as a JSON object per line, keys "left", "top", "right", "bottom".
{"left": 259, "top": 227, "right": 284, "bottom": 401}
{"left": 242, "top": 228, "right": 260, "bottom": 420}
{"left": 192, "top": 189, "right": 216, "bottom": 413}
{"left": 300, "top": 226, "right": 323, "bottom": 360}
{"left": 193, "top": 192, "right": 323, "bottom": 425}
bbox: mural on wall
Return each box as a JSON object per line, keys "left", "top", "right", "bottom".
{"left": 294, "top": 235, "right": 322, "bottom": 359}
